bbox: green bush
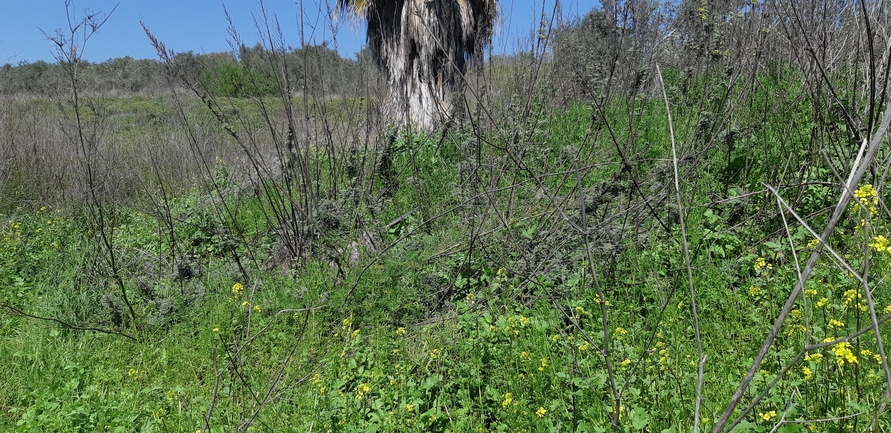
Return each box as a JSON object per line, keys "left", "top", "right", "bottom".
{"left": 203, "top": 61, "right": 279, "bottom": 98}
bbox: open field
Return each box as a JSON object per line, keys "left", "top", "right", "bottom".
{"left": 3, "top": 2, "right": 891, "bottom": 432}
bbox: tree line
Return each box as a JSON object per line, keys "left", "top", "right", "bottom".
{"left": 0, "top": 43, "right": 379, "bottom": 99}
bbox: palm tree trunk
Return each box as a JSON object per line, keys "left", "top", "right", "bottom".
{"left": 348, "top": 0, "right": 495, "bottom": 131}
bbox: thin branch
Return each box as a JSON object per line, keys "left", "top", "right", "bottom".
{"left": 657, "top": 63, "right": 704, "bottom": 433}
{"left": 0, "top": 302, "right": 137, "bottom": 342}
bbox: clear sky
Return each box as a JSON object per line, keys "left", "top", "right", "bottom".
{"left": 0, "top": 0, "right": 598, "bottom": 65}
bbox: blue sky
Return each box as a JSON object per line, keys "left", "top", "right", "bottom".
{"left": 0, "top": 0, "right": 598, "bottom": 65}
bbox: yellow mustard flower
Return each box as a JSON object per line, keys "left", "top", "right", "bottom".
{"left": 614, "top": 327, "right": 628, "bottom": 340}
{"left": 804, "top": 353, "right": 823, "bottom": 363}
{"left": 870, "top": 235, "right": 890, "bottom": 253}
{"left": 802, "top": 366, "right": 813, "bottom": 381}
{"left": 831, "top": 341, "right": 857, "bottom": 366}
{"left": 844, "top": 290, "right": 861, "bottom": 306}
{"left": 356, "top": 383, "right": 371, "bottom": 399}
{"left": 501, "top": 392, "right": 513, "bottom": 408}
{"left": 536, "top": 407, "right": 547, "bottom": 417}
{"left": 231, "top": 283, "right": 244, "bottom": 296}
{"left": 853, "top": 184, "right": 879, "bottom": 215}
{"left": 539, "top": 358, "right": 549, "bottom": 371}
{"left": 753, "top": 257, "right": 772, "bottom": 272}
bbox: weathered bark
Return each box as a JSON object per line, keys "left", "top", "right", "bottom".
{"left": 340, "top": 0, "right": 496, "bottom": 130}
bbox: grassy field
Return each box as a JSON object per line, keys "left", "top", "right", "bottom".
{"left": 3, "top": 12, "right": 891, "bottom": 432}
{"left": 2, "top": 70, "right": 891, "bottom": 432}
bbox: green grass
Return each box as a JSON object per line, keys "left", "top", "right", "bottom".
{"left": 2, "top": 67, "right": 891, "bottom": 433}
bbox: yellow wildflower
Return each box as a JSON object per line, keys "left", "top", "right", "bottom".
{"left": 396, "top": 327, "right": 406, "bottom": 335}
{"left": 804, "top": 353, "right": 823, "bottom": 363}
{"left": 502, "top": 392, "right": 513, "bottom": 408}
{"left": 231, "top": 283, "right": 244, "bottom": 296}
{"left": 614, "top": 327, "right": 628, "bottom": 340}
{"left": 802, "top": 366, "right": 813, "bottom": 380}
{"left": 831, "top": 341, "right": 857, "bottom": 366}
{"left": 356, "top": 383, "right": 371, "bottom": 399}
{"left": 658, "top": 349, "right": 670, "bottom": 370}
{"left": 754, "top": 257, "right": 772, "bottom": 272}
{"left": 870, "top": 235, "right": 890, "bottom": 253}
{"left": 759, "top": 410, "right": 777, "bottom": 422}
{"left": 536, "top": 407, "right": 547, "bottom": 417}
{"left": 843, "top": 290, "right": 861, "bottom": 306}
{"left": 853, "top": 184, "right": 879, "bottom": 215}
{"left": 405, "top": 403, "right": 414, "bottom": 412}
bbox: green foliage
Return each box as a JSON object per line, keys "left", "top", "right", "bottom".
{"left": 3, "top": 25, "right": 891, "bottom": 433}
{"left": 203, "top": 61, "right": 279, "bottom": 98}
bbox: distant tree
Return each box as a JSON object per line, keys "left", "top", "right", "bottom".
{"left": 552, "top": 1, "right": 670, "bottom": 102}
{"left": 552, "top": 9, "right": 620, "bottom": 101}
{"left": 203, "top": 60, "right": 278, "bottom": 98}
